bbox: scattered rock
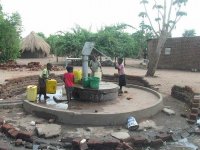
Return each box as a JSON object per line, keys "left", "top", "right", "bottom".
{"left": 162, "top": 108, "right": 175, "bottom": 115}
{"left": 126, "top": 97, "right": 132, "bottom": 100}
{"left": 139, "top": 120, "right": 157, "bottom": 130}
{"left": 30, "top": 121, "right": 36, "bottom": 126}
{"left": 25, "top": 142, "right": 33, "bottom": 149}
{"left": 15, "top": 139, "right": 23, "bottom": 146}
{"left": 111, "top": 132, "right": 130, "bottom": 141}
{"left": 48, "top": 118, "right": 55, "bottom": 123}
{"left": 35, "top": 124, "right": 61, "bottom": 138}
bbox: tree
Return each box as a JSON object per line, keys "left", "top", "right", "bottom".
{"left": 139, "top": 0, "right": 188, "bottom": 76}
{"left": 182, "top": 29, "right": 196, "bottom": 37}
{"left": 37, "top": 32, "right": 46, "bottom": 39}
{"left": 0, "top": 4, "right": 22, "bottom": 62}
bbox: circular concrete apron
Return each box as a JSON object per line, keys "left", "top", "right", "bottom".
{"left": 23, "top": 84, "right": 163, "bottom": 125}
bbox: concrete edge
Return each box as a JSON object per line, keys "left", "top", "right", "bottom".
{"left": 23, "top": 85, "right": 163, "bottom": 125}
{"left": 0, "top": 101, "right": 23, "bottom": 109}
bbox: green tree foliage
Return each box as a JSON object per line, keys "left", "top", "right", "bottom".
{"left": 37, "top": 32, "right": 46, "bottom": 39}
{"left": 0, "top": 5, "right": 22, "bottom": 62}
{"left": 182, "top": 29, "right": 196, "bottom": 37}
{"left": 46, "top": 24, "right": 149, "bottom": 59}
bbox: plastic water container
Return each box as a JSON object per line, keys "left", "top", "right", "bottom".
{"left": 27, "top": 85, "right": 37, "bottom": 102}
{"left": 127, "top": 116, "right": 139, "bottom": 131}
{"left": 90, "top": 77, "right": 100, "bottom": 89}
{"left": 46, "top": 79, "right": 57, "bottom": 94}
{"left": 73, "top": 69, "right": 82, "bottom": 84}
{"left": 83, "top": 77, "right": 90, "bottom": 88}
{"left": 94, "top": 71, "right": 102, "bottom": 81}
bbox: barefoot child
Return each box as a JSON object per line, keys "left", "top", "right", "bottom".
{"left": 115, "top": 58, "right": 126, "bottom": 94}
{"left": 63, "top": 66, "right": 74, "bottom": 103}
{"left": 38, "top": 63, "right": 52, "bottom": 102}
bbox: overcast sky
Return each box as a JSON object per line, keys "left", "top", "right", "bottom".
{"left": 1, "top": 0, "right": 199, "bottom": 37}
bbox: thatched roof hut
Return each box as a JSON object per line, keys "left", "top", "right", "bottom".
{"left": 21, "top": 31, "right": 50, "bottom": 58}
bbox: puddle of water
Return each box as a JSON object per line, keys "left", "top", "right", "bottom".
{"left": 37, "top": 86, "right": 68, "bottom": 110}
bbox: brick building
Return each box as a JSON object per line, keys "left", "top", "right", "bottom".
{"left": 147, "top": 36, "right": 200, "bottom": 71}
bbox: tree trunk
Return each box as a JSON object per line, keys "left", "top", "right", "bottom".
{"left": 146, "top": 34, "right": 168, "bottom": 76}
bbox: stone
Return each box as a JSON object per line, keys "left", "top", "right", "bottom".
{"left": 150, "top": 139, "right": 163, "bottom": 147}
{"left": 35, "top": 124, "right": 61, "bottom": 138}
{"left": 131, "top": 135, "right": 148, "bottom": 145}
{"left": 111, "top": 132, "right": 130, "bottom": 141}
{"left": 87, "top": 136, "right": 120, "bottom": 150}
{"left": 63, "top": 142, "right": 72, "bottom": 149}
{"left": 189, "top": 113, "right": 198, "bottom": 120}
{"left": 17, "top": 131, "right": 32, "bottom": 142}
{"left": 25, "top": 142, "right": 33, "bottom": 149}
{"left": 139, "top": 120, "right": 157, "bottom": 130}
{"left": 191, "top": 103, "right": 199, "bottom": 108}
{"left": 38, "top": 144, "right": 48, "bottom": 149}
{"left": 162, "top": 108, "right": 175, "bottom": 115}
{"left": 156, "top": 132, "right": 172, "bottom": 141}
{"left": 15, "top": 139, "right": 23, "bottom": 146}
{"left": 191, "top": 108, "right": 199, "bottom": 114}
{"left": 2, "top": 124, "right": 14, "bottom": 133}
{"left": 48, "top": 118, "right": 55, "bottom": 123}
{"left": 0, "top": 141, "right": 10, "bottom": 150}
{"left": 7, "top": 128, "right": 19, "bottom": 138}
{"left": 72, "top": 137, "right": 87, "bottom": 150}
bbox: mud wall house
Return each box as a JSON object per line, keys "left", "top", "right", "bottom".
{"left": 147, "top": 36, "right": 200, "bottom": 71}
{"left": 20, "top": 31, "right": 50, "bottom": 58}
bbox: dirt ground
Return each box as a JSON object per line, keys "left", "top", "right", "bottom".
{"left": 0, "top": 57, "right": 200, "bottom": 149}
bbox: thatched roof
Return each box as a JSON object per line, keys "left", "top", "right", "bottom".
{"left": 21, "top": 31, "right": 50, "bottom": 54}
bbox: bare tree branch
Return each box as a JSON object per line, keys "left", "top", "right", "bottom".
{"left": 143, "top": 2, "right": 159, "bottom": 37}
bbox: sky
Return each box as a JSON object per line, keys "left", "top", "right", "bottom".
{"left": 1, "top": 0, "right": 200, "bottom": 38}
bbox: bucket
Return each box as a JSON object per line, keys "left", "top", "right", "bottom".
{"left": 83, "top": 77, "right": 90, "bottom": 88}
{"left": 127, "top": 116, "right": 139, "bottom": 131}
{"left": 90, "top": 77, "right": 100, "bottom": 89}
{"left": 94, "top": 71, "right": 102, "bottom": 81}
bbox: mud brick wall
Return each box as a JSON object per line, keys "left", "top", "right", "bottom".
{"left": 147, "top": 36, "right": 200, "bottom": 70}
{"left": 0, "top": 75, "right": 63, "bottom": 99}
{"left": 0, "top": 73, "right": 148, "bottom": 99}
{"left": 171, "top": 85, "right": 194, "bottom": 104}
{"left": 102, "top": 74, "right": 150, "bottom": 87}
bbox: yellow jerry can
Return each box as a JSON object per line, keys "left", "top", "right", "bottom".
{"left": 46, "top": 79, "right": 57, "bottom": 94}
{"left": 73, "top": 69, "right": 82, "bottom": 83}
{"left": 27, "top": 85, "right": 37, "bottom": 102}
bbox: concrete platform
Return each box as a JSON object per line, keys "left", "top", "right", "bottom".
{"left": 23, "top": 84, "right": 163, "bottom": 125}
{"left": 73, "top": 82, "right": 119, "bottom": 102}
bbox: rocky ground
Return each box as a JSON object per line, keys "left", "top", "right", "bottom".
{"left": 0, "top": 58, "right": 200, "bottom": 149}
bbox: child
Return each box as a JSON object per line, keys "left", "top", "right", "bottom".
{"left": 63, "top": 65, "right": 74, "bottom": 102}
{"left": 38, "top": 63, "right": 52, "bottom": 102}
{"left": 89, "top": 55, "right": 102, "bottom": 77}
{"left": 115, "top": 58, "right": 126, "bottom": 94}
